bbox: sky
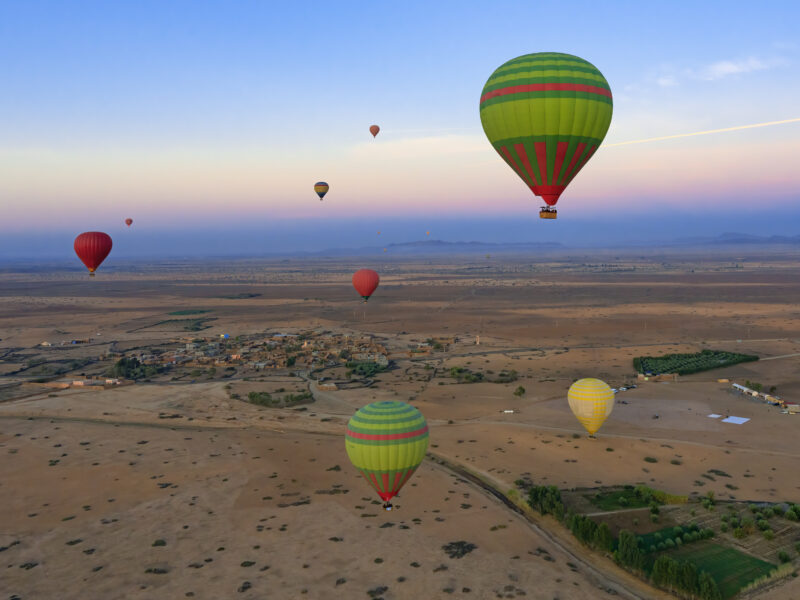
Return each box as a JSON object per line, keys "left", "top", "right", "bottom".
{"left": 1, "top": 1, "right": 799, "bottom": 255}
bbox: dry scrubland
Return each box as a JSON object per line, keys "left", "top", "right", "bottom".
{"left": 1, "top": 248, "right": 800, "bottom": 599}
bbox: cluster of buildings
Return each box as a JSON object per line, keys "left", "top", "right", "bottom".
{"left": 36, "top": 375, "right": 129, "bottom": 390}
{"left": 730, "top": 382, "right": 798, "bottom": 414}
{"left": 40, "top": 338, "right": 93, "bottom": 347}
{"left": 120, "top": 331, "right": 390, "bottom": 373}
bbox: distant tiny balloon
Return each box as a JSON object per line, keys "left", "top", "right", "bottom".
{"left": 314, "top": 181, "right": 329, "bottom": 200}
{"left": 370, "top": 124, "right": 380, "bottom": 138}
{"left": 124, "top": 218, "right": 133, "bottom": 227}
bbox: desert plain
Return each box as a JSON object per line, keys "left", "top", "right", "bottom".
{"left": 1, "top": 247, "right": 799, "bottom": 600}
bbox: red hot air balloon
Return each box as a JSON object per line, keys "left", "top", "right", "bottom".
{"left": 125, "top": 218, "right": 133, "bottom": 227}
{"left": 352, "top": 269, "right": 379, "bottom": 302}
{"left": 369, "top": 124, "right": 380, "bottom": 138}
{"left": 74, "top": 232, "right": 112, "bottom": 277}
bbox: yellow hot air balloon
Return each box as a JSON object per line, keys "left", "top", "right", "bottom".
{"left": 567, "top": 378, "right": 614, "bottom": 436}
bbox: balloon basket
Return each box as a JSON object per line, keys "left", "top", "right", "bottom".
{"left": 539, "top": 207, "right": 557, "bottom": 219}
{"left": 383, "top": 502, "right": 393, "bottom": 511}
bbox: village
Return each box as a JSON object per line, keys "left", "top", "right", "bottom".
{"left": 17, "top": 329, "right": 461, "bottom": 392}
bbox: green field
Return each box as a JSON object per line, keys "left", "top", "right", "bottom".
{"left": 634, "top": 349, "right": 758, "bottom": 376}
{"left": 666, "top": 541, "right": 775, "bottom": 599}
{"left": 168, "top": 310, "right": 211, "bottom": 316}
{"left": 586, "top": 487, "right": 656, "bottom": 511}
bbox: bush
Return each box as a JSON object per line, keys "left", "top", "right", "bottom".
{"left": 763, "top": 529, "right": 774, "bottom": 540}
{"left": 644, "top": 456, "right": 658, "bottom": 463}
{"left": 778, "top": 551, "right": 791, "bottom": 563}
{"left": 513, "top": 385, "right": 526, "bottom": 397}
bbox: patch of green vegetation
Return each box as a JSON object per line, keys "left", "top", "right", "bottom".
{"left": 633, "top": 349, "right": 758, "bottom": 376}
{"left": 218, "top": 293, "right": 261, "bottom": 300}
{"left": 666, "top": 541, "right": 776, "bottom": 599}
{"left": 168, "top": 310, "right": 211, "bottom": 316}
{"left": 346, "top": 361, "right": 388, "bottom": 378}
{"left": 448, "top": 366, "right": 484, "bottom": 383}
{"left": 246, "top": 390, "right": 313, "bottom": 408}
{"left": 150, "top": 317, "right": 217, "bottom": 331}
{"left": 108, "top": 357, "right": 163, "bottom": 380}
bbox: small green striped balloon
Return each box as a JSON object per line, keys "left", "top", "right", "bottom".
{"left": 345, "top": 401, "right": 429, "bottom": 503}
{"left": 479, "top": 52, "right": 613, "bottom": 207}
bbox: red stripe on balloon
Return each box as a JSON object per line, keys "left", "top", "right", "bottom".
{"left": 566, "top": 145, "right": 597, "bottom": 184}
{"left": 534, "top": 142, "right": 549, "bottom": 186}
{"left": 480, "top": 83, "right": 612, "bottom": 104}
{"left": 553, "top": 142, "right": 568, "bottom": 184}
{"left": 499, "top": 146, "right": 531, "bottom": 187}
{"left": 346, "top": 425, "right": 429, "bottom": 441}
{"left": 513, "top": 143, "right": 540, "bottom": 186}
{"left": 561, "top": 142, "right": 587, "bottom": 183}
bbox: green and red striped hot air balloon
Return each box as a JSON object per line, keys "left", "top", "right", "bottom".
{"left": 479, "top": 52, "right": 613, "bottom": 219}
{"left": 345, "top": 401, "right": 429, "bottom": 510}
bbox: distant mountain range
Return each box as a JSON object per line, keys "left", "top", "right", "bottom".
{"left": 300, "top": 239, "right": 564, "bottom": 257}
{"left": 301, "top": 233, "right": 800, "bottom": 257}
{"left": 672, "top": 232, "right": 800, "bottom": 246}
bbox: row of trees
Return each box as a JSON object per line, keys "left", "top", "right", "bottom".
{"left": 523, "top": 485, "right": 723, "bottom": 600}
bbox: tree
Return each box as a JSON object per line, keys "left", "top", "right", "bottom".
{"left": 590, "top": 522, "right": 611, "bottom": 551}
{"left": 615, "top": 530, "right": 645, "bottom": 571}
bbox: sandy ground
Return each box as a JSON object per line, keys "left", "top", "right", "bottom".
{"left": 1, "top": 252, "right": 800, "bottom": 599}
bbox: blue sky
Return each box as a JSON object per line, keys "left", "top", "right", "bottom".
{"left": 1, "top": 1, "right": 799, "bottom": 254}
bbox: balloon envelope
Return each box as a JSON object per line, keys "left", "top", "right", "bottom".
{"left": 124, "top": 218, "right": 133, "bottom": 227}
{"left": 479, "top": 52, "right": 612, "bottom": 207}
{"left": 352, "top": 268, "right": 379, "bottom": 301}
{"left": 345, "top": 401, "right": 429, "bottom": 503}
{"left": 567, "top": 378, "right": 615, "bottom": 435}
{"left": 74, "top": 232, "right": 113, "bottom": 274}
{"left": 314, "top": 182, "right": 329, "bottom": 200}
{"left": 369, "top": 124, "right": 380, "bottom": 138}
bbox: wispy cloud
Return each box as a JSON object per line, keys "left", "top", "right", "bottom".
{"left": 655, "top": 75, "right": 678, "bottom": 87}
{"left": 692, "top": 56, "right": 788, "bottom": 80}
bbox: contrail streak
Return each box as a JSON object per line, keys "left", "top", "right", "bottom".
{"left": 606, "top": 117, "right": 800, "bottom": 147}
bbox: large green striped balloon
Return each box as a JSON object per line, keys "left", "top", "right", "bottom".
{"left": 345, "top": 401, "right": 429, "bottom": 504}
{"left": 479, "top": 52, "right": 613, "bottom": 207}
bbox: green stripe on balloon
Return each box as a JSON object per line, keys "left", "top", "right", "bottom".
{"left": 480, "top": 91, "right": 613, "bottom": 111}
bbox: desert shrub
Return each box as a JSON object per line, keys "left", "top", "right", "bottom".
{"left": 763, "top": 529, "right": 774, "bottom": 540}
{"left": 644, "top": 456, "right": 658, "bottom": 463}
{"left": 778, "top": 551, "right": 791, "bottom": 563}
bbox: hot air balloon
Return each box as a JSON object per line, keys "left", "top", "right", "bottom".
{"left": 479, "top": 52, "right": 613, "bottom": 219}
{"left": 352, "top": 268, "right": 379, "bottom": 302}
{"left": 74, "top": 232, "right": 113, "bottom": 277}
{"left": 314, "top": 182, "right": 329, "bottom": 201}
{"left": 345, "top": 401, "right": 429, "bottom": 510}
{"left": 370, "top": 124, "right": 380, "bottom": 138}
{"left": 567, "top": 378, "right": 615, "bottom": 437}
{"left": 425, "top": 231, "right": 430, "bottom": 236}
{"left": 125, "top": 218, "right": 133, "bottom": 227}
